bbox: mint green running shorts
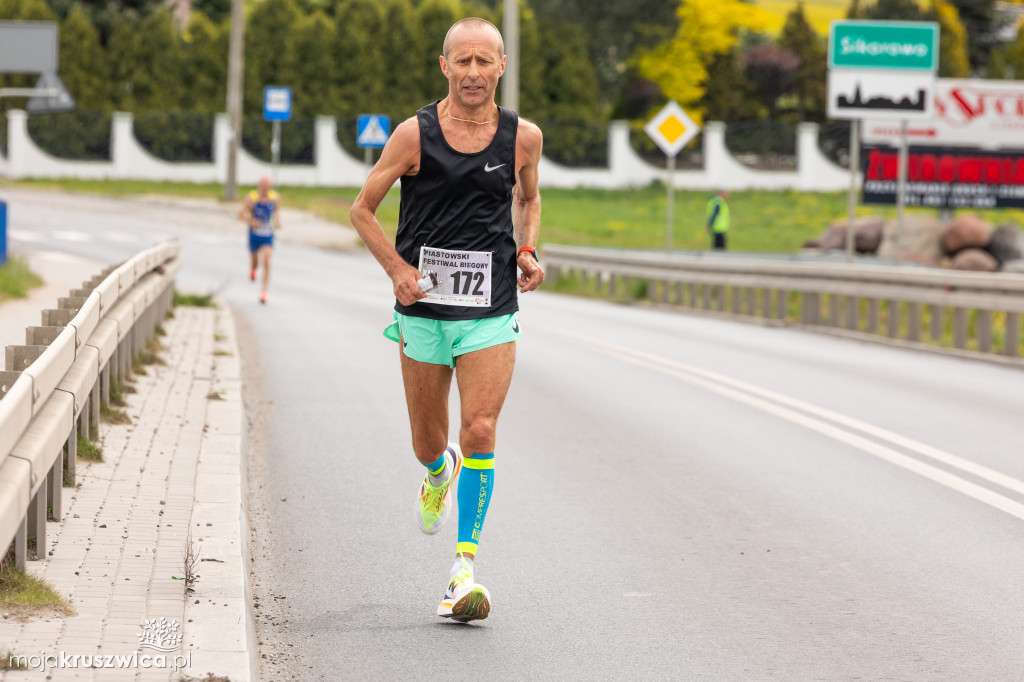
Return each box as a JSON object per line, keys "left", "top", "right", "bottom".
{"left": 383, "top": 312, "right": 521, "bottom": 368}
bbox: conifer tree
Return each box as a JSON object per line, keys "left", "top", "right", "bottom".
{"left": 778, "top": 2, "right": 826, "bottom": 122}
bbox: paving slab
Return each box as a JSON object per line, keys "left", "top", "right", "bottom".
{"left": 0, "top": 303, "right": 253, "bottom": 682}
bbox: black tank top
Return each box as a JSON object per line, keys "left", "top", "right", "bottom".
{"left": 394, "top": 101, "right": 519, "bottom": 320}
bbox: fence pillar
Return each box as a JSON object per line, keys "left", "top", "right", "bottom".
{"left": 111, "top": 112, "right": 135, "bottom": 179}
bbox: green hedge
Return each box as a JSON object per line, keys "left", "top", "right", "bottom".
{"left": 134, "top": 111, "right": 214, "bottom": 162}
{"left": 27, "top": 111, "right": 111, "bottom": 161}
{"left": 241, "top": 115, "right": 314, "bottom": 165}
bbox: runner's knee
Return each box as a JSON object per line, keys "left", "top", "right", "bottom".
{"left": 461, "top": 415, "right": 497, "bottom": 450}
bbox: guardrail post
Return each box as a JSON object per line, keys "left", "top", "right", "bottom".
{"left": 908, "top": 303, "right": 922, "bottom": 342}
{"left": 867, "top": 299, "right": 879, "bottom": 333}
{"left": 746, "top": 288, "right": 756, "bottom": 317}
{"left": 91, "top": 380, "right": 100, "bottom": 436}
{"left": 1005, "top": 312, "right": 1020, "bottom": 357}
{"left": 977, "top": 310, "right": 992, "bottom": 353}
{"left": 953, "top": 308, "right": 968, "bottom": 349}
{"left": 845, "top": 297, "right": 859, "bottom": 330}
{"left": 49, "top": 445, "right": 62, "bottom": 520}
{"left": 27, "top": 487, "right": 46, "bottom": 558}
{"left": 930, "top": 305, "right": 944, "bottom": 342}
{"left": 101, "top": 362, "right": 110, "bottom": 405}
{"left": 6, "top": 345, "right": 45, "bottom": 371}
{"left": 66, "top": 420, "right": 77, "bottom": 484}
{"left": 14, "top": 515, "right": 27, "bottom": 569}
{"left": 886, "top": 301, "right": 900, "bottom": 338}
{"left": 731, "top": 287, "right": 741, "bottom": 314}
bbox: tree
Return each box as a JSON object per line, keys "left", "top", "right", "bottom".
{"left": 862, "top": 0, "right": 926, "bottom": 20}
{"left": 415, "top": 0, "right": 460, "bottom": 98}
{"left": 130, "top": 9, "right": 185, "bottom": 112}
{"left": 244, "top": 0, "right": 302, "bottom": 116}
{"left": 291, "top": 11, "right": 336, "bottom": 118}
{"left": 744, "top": 44, "right": 800, "bottom": 120}
{"left": 634, "top": 0, "right": 770, "bottom": 119}
{"left": 778, "top": 2, "right": 826, "bottom": 122}
{"left": 929, "top": 0, "right": 969, "bottom": 78}
{"left": 59, "top": 5, "right": 110, "bottom": 111}
{"left": 333, "top": 0, "right": 386, "bottom": 119}
{"left": 180, "top": 10, "right": 227, "bottom": 113}
{"left": 105, "top": 14, "right": 140, "bottom": 110}
{"left": 525, "top": 0, "right": 679, "bottom": 113}
{"left": 946, "top": 0, "right": 1014, "bottom": 74}
{"left": 379, "top": 0, "right": 426, "bottom": 119}
{"left": 699, "top": 49, "right": 760, "bottom": 122}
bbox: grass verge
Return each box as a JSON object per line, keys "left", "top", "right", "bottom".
{"left": 0, "top": 257, "right": 43, "bottom": 303}
{"left": 173, "top": 290, "right": 217, "bottom": 308}
{"left": 0, "top": 553, "right": 73, "bottom": 620}
{"left": 76, "top": 434, "right": 103, "bottom": 463}
{"left": 13, "top": 177, "right": 1024, "bottom": 255}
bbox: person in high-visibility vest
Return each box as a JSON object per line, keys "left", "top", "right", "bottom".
{"left": 705, "top": 189, "right": 730, "bottom": 250}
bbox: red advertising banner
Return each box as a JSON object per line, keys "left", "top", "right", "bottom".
{"left": 862, "top": 145, "right": 1024, "bottom": 209}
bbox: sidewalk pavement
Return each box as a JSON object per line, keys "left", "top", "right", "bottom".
{"left": 0, "top": 291, "right": 253, "bottom": 680}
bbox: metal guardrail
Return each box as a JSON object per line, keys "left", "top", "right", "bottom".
{"left": 0, "top": 241, "right": 180, "bottom": 568}
{"left": 543, "top": 245, "right": 1024, "bottom": 363}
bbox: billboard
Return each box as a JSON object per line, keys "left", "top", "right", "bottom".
{"left": 862, "top": 145, "right": 1024, "bottom": 209}
{"left": 864, "top": 78, "right": 1024, "bottom": 149}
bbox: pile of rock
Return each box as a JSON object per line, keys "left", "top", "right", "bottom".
{"left": 803, "top": 214, "right": 1024, "bottom": 272}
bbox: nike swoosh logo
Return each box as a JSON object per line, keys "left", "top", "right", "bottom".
{"left": 512, "top": 321, "right": 520, "bottom": 333}
{"left": 484, "top": 162, "right": 506, "bottom": 173}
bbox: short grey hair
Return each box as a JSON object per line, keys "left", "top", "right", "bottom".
{"left": 442, "top": 17, "right": 504, "bottom": 58}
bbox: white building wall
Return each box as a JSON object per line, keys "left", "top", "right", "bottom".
{"left": 3, "top": 109, "right": 857, "bottom": 192}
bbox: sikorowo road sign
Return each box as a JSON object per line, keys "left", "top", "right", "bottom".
{"left": 644, "top": 101, "right": 700, "bottom": 157}
{"left": 829, "top": 21, "right": 939, "bottom": 71}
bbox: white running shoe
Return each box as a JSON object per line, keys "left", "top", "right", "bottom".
{"left": 416, "top": 443, "right": 462, "bottom": 535}
{"left": 437, "top": 555, "right": 491, "bottom": 622}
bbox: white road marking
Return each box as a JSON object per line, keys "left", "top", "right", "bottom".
{"left": 540, "top": 325, "right": 1024, "bottom": 523}
{"left": 50, "top": 230, "right": 93, "bottom": 243}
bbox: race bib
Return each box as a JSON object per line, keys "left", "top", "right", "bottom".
{"left": 418, "top": 245, "right": 492, "bottom": 307}
{"left": 253, "top": 220, "right": 274, "bottom": 237}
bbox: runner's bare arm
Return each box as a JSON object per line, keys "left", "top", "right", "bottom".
{"left": 349, "top": 117, "right": 425, "bottom": 306}
{"left": 238, "top": 196, "right": 254, "bottom": 227}
{"left": 514, "top": 120, "right": 544, "bottom": 293}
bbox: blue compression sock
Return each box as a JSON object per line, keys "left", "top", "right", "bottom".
{"left": 425, "top": 452, "right": 446, "bottom": 477}
{"left": 457, "top": 453, "right": 495, "bottom": 556}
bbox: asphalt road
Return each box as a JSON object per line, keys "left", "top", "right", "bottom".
{"left": 6, "top": 190, "right": 1024, "bottom": 681}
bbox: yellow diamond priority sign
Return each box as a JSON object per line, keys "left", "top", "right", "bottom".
{"left": 644, "top": 100, "right": 700, "bottom": 157}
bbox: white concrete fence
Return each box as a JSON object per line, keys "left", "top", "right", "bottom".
{"left": 0, "top": 109, "right": 853, "bottom": 191}
{"left": 0, "top": 241, "right": 179, "bottom": 569}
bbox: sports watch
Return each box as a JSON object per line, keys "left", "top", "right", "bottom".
{"left": 517, "top": 245, "right": 539, "bottom": 261}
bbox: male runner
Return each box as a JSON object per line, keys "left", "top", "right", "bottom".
{"left": 239, "top": 175, "right": 281, "bottom": 303}
{"left": 349, "top": 17, "right": 544, "bottom": 622}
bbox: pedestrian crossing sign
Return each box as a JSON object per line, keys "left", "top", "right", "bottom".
{"left": 357, "top": 114, "right": 391, "bottom": 149}
{"left": 644, "top": 101, "right": 700, "bottom": 157}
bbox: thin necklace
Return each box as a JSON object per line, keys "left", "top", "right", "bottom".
{"left": 444, "top": 101, "right": 496, "bottom": 125}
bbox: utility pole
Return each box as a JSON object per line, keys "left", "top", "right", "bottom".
{"left": 501, "top": 0, "right": 518, "bottom": 113}
{"left": 224, "top": 0, "right": 245, "bottom": 201}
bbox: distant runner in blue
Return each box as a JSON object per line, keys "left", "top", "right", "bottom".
{"left": 239, "top": 176, "right": 281, "bottom": 304}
